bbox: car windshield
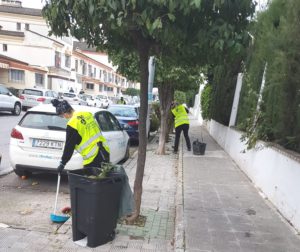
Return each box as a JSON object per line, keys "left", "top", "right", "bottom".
{"left": 96, "top": 95, "right": 107, "bottom": 99}
{"left": 63, "top": 93, "right": 76, "bottom": 98}
{"left": 83, "top": 95, "right": 92, "bottom": 100}
{"left": 108, "top": 106, "right": 138, "bottom": 117}
{"left": 22, "top": 89, "right": 43, "bottom": 96}
{"left": 19, "top": 112, "right": 67, "bottom": 131}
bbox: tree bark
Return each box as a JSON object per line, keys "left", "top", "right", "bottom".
{"left": 126, "top": 37, "right": 150, "bottom": 222}
{"left": 156, "top": 82, "right": 174, "bottom": 155}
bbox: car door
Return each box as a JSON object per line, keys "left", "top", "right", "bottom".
{"left": 95, "top": 111, "right": 127, "bottom": 163}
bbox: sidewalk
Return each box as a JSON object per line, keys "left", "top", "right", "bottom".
{"left": 0, "top": 135, "right": 178, "bottom": 251}
{"left": 179, "top": 117, "right": 300, "bottom": 252}
{"left": 2, "top": 118, "right": 300, "bottom": 251}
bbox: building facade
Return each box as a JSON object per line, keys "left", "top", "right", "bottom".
{"left": 0, "top": 1, "right": 137, "bottom": 97}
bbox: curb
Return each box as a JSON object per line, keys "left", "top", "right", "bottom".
{"left": 174, "top": 138, "right": 185, "bottom": 251}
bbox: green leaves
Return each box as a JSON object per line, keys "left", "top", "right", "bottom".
{"left": 167, "top": 13, "right": 175, "bottom": 21}
{"left": 191, "top": 0, "right": 202, "bottom": 9}
{"left": 152, "top": 18, "right": 162, "bottom": 30}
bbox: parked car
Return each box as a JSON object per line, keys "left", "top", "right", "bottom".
{"left": 95, "top": 94, "right": 112, "bottom": 108}
{"left": 82, "top": 94, "right": 102, "bottom": 107}
{"left": 107, "top": 104, "right": 142, "bottom": 142}
{"left": 9, "top": 104, "right": 130, "bottom": 176}
{"left": 0, "top": 84, "right": 22, "bottom": 115}
{"left": 20, "top": 88, "right": 58, "bottom": 111}
{"left": 61, "top": 92, "right": 88, "bottom": 106}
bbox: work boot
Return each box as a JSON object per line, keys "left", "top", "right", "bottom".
{"left": 188, "top": 147, "right": 191, "bottom": 151}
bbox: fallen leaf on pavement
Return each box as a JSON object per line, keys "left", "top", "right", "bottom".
{"left": 19, "top": 209, "right": 33, "bottom": 215}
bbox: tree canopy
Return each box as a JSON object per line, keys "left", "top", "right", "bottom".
{"left": 43, "top": 0, "right": 256, "bottom": 219}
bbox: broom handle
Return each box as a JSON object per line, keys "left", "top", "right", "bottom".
{"left": 53, "top": 174, "right": 61, "bottom": 214}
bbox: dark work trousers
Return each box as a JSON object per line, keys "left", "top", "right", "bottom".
{"left": 174, "top": 124, "right": 191, "bottom": 152}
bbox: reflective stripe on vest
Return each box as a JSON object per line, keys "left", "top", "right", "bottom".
{"left": 171, "top": 104, "right": 189, "bottom": 128}
{"left": 77, "top": 132, "right": 102, "bottom": 153}
{"left": 82, "top": 145, "right": 98, "bottom": 160}
{"left": 67, "top": 111, "right": 109, "bottom": 165}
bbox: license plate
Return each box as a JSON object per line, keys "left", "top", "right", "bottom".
{"left": 32, "top": 139, "right": 63, "bottom": 149}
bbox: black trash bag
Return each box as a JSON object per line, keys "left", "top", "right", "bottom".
{"left": 193, "top": 139, "right": 206, "bottom": 155}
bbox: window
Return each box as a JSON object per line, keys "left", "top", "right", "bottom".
{"left": 75, "top": 60, "right": 78, "bottom": 72}
{"left": 25, "top": 23, "right": 30, "bottom": 30}
{"left": 106, "top": 113, "right": 121, "bottom": 131}
{"left": 55, "top": 51, "right": 61, "bottom": 68}
{"left": 35, "top": 73, "right": 44, "bottom": 86}
{"left": 3, "top": 44, "right": 7, "bottom": 51}
{"left": 99, "top": 84, "right": 103, "bottom": 92}
{"left": 96, "top": 112, "right": 110, "bottom": 132}
{"left": 65, "top": 54, "right": 71, "bottom": 68}
{"left": 9, "top": 69, "right": 24, "bottom": 83}
{"left": 93, "top": 67, "right": 96, "bottom": 78}
{"left": 20, "top": 112, "right": 67, "bottom": 131}
{"left": 22, "top": 89, "right": 43, "bottom": 96}
{"left": 86, "top": 83, "right": 94, "bottom": 90}
{"left": 88, "top": 65, "right": 92, "bottom": 77}
{"left": 103, "top": 71, "right": 107, "bottom": 82}
{"left": 99, "top": 69, "right": 102, "bottom": 79}
{"left": 16, "top": 22, "right": 21, "bottom": 30}
{"left": 0, "top": 85, "right": 10, "bottom": 95}
{"left": 82, "top": 62, "right": 87, "bottom": 75}
{"left": 76, "top": 76, "right": 82, "bottom": 84}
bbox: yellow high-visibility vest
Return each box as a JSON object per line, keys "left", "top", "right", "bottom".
{"left": 67, "top": 111, "right": 110, "bottom": 165}
{"left": 171, "top": 104, "right": 189, "bottom": 128}
{"left": 117, "top": 100, "right": 126, "bottom": 104}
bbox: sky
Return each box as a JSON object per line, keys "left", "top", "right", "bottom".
{"left": 22, "top": 0, "right": 45, "bottom": 9}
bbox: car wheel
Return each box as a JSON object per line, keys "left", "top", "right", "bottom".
{"left": 14, "top": 169, "right": 31, "bottom": 177}
{"left": 12, "top": 103, "right": 21, "bottom": 115}
{"left": 121, "top": 143, "right": 130, "bottom": 163}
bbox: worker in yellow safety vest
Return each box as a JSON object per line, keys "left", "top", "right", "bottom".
{"left": 117, "top": 97, "right": 126, "bottom": 104}
{"left": 51, "top": 99, "right": 110, "bottom": 173}
{"left": 171, "top": 101, "right": 191, "bottom": 154}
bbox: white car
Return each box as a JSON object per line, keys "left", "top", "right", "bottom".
{"left": 61, "top": 92, "right": 88, "bottom": 106}
{"left": 82, "top": 94, "right": 102, "bottom": 107}
{"left": 0, "top": 84, "right": 22, "bottom": 115}
{"left": 20, "top": 88, "right": 58, "bottom": 111}
{"left": 9, "top": 104, "right": 130, "bottom": 176}
{"left": 95, "top": 94, "right": 112, "bottom": 108}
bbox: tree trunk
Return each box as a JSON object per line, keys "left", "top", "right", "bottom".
{"left": 126, "top": 39, "right": 150, "bottom": 223}
{"left": 156, "top": 82, "right": 174, "bottom": 155}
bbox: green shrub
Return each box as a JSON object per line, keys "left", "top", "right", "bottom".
{"left": 151, "top": 101, "right": 161, "bottom": 121}
{"left": 200, "top": 84, "right": 212, "bottom": 120}
{"left": 150, "top": 113, "right": 159, "bottom": 132}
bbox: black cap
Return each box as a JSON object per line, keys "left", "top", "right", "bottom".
{"left": 51, "top": 99, "right": 73, "bottom": 115}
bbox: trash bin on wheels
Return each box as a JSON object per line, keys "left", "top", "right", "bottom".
{"left": 68, "top": 167, "right": 123, "bottom": 248}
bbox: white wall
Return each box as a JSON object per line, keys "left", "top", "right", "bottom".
{"left": 1, "top": 38, "right": 53, "bottom": 67}
{"left": 205, "top": 119, "right": 300, "bottom": 232}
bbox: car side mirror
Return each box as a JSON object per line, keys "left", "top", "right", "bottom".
{"left": 7, "top": 92, "right": 12, "bottom": 96}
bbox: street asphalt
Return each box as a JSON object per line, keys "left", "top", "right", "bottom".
{"left": 1, "top": 116, "right": 300, "bottom": 251}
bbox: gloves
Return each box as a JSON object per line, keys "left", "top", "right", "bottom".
{"left": 57, "top": 162, "right": 65, "bottom": 174}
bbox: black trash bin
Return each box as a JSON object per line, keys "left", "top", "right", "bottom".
{"left": 193, "top": 139, "right": 206, "bottom": 155}
{"left": 68, "top": 167, "right": 123, "bottom": 248}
